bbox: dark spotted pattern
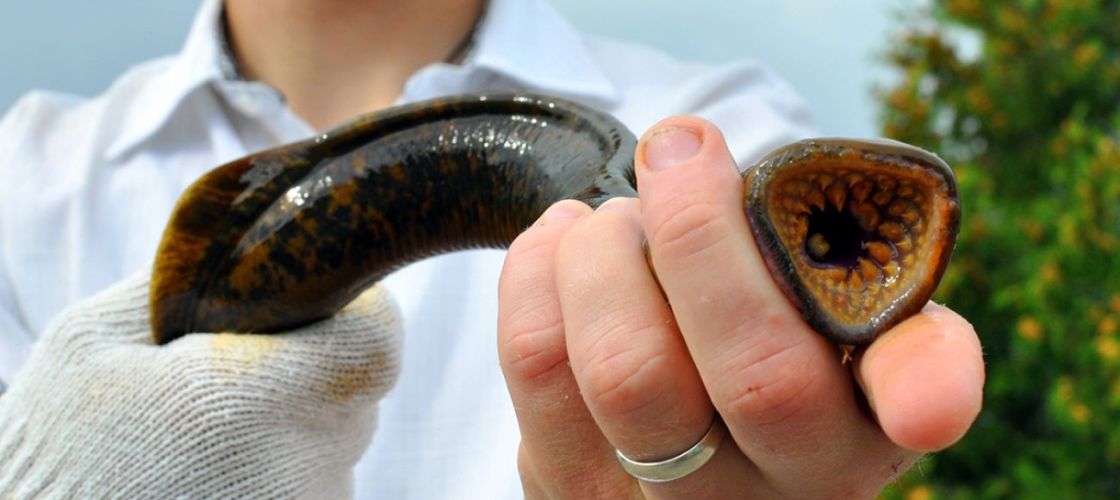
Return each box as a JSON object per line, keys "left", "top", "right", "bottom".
{"left": 151, "top": 94, "right": 636, "bottom": 342}
{"left": 150, "top": 95, "right": 959, "bottom": 347}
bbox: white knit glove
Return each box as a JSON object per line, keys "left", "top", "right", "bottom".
{"left": 0, "top": 273, "right": 402, "bottom": 499}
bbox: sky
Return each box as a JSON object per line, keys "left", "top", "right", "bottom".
{"left": 0, "top": 0, "right": 922, "bottom": 137}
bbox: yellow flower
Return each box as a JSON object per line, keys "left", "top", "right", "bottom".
{"left": 966, "top": 86, "right": 993, "bottom": 115}
{"left": 966, "top": 213, "right": 988, "bottom": 239}
{"left": 1073, "top": 43, "right": 1102, "bottom": 67}
{"left": 1017, "top": 217, "right": 1044, "bottom": 241}
{"left": 1051, "top": 137, "right": 1068, "bottom": 156}
{"left": 1087, "top": 228, "right": 1117, "bottom": 251}
{"left": 1041, "top": 262, "right": 1061, "bottom": 284}
{"left": 947, "top": 0, "right": 981, "bottom": 18}
{"left": 1100, "top": 316, "right": 1119, "bottom": 337}
{"left": 1058, "top": 214, "right": 1079, "bottom": 246}
{"left": 1018, "top": 316, "right": 1044, "bottom": 342}
{"left": 1056, "top": 376, "right": 1074, "bottom": 402}
{"left": 1096, "top": 336, "right": 1119, "bottom": 361}
{"left": 907, "top": 485, "right": 934, "bottom": 500}
{"left": 996, "top": 5, "right": 1028, "bottom": 32}
{"left": 1070, "top": 402, "right": 1091, "bottom": 424}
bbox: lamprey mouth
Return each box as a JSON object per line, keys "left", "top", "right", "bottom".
{"left": 744, "top": 138, "right": 960, "bottom": 345}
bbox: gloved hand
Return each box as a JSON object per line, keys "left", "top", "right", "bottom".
{"left": 0, "top": 273, "right": 402, "bottom": 499}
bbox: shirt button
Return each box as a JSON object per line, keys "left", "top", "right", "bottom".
{"left": 226, "top": 82, "right": 284, "bottom": 118}
{"left": 234, "top": 93, "right": 262, "bottom": 115}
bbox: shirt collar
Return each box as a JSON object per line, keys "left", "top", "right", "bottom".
{"left": 464, "top": 0, "right": 619, "bottom": 104}
{"left": 105, "top": 0, "right": 229, "bottom": 160}
{"left": 106, "top": 0, "right": 619, "bottom": 160}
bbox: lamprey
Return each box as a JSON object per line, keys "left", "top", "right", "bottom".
{"left": 150, "top": 93, "right": 959, "bottom": 346}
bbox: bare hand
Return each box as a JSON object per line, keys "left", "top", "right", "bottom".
{"left": 497, "top": 116, "right": 984, "bottom": 498}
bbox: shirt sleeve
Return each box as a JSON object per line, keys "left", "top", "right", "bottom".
{"left": 0, "top": 95, "right": 40, "bottom": 386}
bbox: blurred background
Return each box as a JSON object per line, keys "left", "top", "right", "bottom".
{"left": 0, "top": 0, "right": 917, "bottom": 137}
{"left": 3, "top": 1, "right": 1118, "bottom": 498}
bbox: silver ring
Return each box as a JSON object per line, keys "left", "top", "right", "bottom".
{"left": 615, "top": 416, "right": 726, "bottom": 483}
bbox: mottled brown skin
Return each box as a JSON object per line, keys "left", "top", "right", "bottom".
{"left": 151, "top": 94, "right": 636, "bottom": 342}
{"left": 150, "top": 94, "right": 960, "bottom": 347}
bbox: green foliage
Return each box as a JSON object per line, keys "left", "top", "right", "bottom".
{"left": 878, "top": 0, "right": 1120, "bottom": 497}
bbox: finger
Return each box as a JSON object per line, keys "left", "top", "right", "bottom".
{"left": 556, "top": 197, "right": 763, "bottom": 497}
{"left": 636, "top": 117, "right": 915, "bottom": 496}
{"left": 497, "top": 201, "right": 637, "bottom": 499}
{"left": 855, "top": 302, "right": 985, "bottom": 452}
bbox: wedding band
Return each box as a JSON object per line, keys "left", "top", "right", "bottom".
{"left": 615, "top": 416, "right": 726, "bottom": 483}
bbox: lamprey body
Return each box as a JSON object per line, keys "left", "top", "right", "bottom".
{"left": 150, "top": 93, "right": 960, "bottom": 346}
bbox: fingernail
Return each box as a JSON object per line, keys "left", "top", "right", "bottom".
{"left": 595, "top": 196, "right": 631, "bottom": 212}
{"left": 644, "top": 126, "right": 702, "bottom": 171}
{"left": 535, "top": 200, "right": 585, "bottom": 226}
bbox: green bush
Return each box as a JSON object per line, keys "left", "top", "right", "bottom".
{"left": 878, "top": 1, "right": 1120, "bottom": 497}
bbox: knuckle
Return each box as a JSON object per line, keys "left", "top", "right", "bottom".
{"left": 499, "top": 312, "right": 569, "bottom": 383}
{"left": 713, "top": 324, "right": 821, "bottom": 427}
{"left": 723, "top": 362, "right": 817, "bottom": 428}
{"left": 500, "top": 224, "right": 568, "bottom": 304}
{"left": 505, "top": 227, "right": 555, "bottom": 271}
{"left": 649, "top": 200, "right": 734, "bottom": 265}
{"left": 505, "top": 200, "right": 591, "bottom": 266}
{"left": 557, "top": 202, "right": 640, "bottom": 262}
{"left": 576, "top": 326, "right": 669, "bottom": 418}
{"left": 498, "top": 236, "right": 568, "bottom": 385}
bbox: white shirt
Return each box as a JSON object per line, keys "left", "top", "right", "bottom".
{"left": 0, "top": 0, "right": 814, "bottom": 497}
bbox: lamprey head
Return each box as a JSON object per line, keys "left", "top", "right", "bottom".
{"left": 744, "top": 138, "right": 960, "bottom": 345}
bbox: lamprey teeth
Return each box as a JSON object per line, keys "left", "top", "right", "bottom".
{"left": 858, "top": 258, "right": 881, "bottom": 283}
{"left": 743, "top": 138, "right": 960, "bottom": 345}
{"left": 850, "top": 178, "right": 873, "bottom": 202}
{"left": 878, "top": 221, "right": 907, "bottom": 242}
{"left": 807, "top": 233, "right": 831, "bottom": 260}
{"left": 826, "top": 182, "right": 847, "bottom": 210}
{"left": 851, "top": 202, "right": 880, "bottom": 232}
{"left": 865, "top": 241, "right": 894, "bottom": 266}
{"left": 805, "top": 188, "right": 826, "bottom": 211}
